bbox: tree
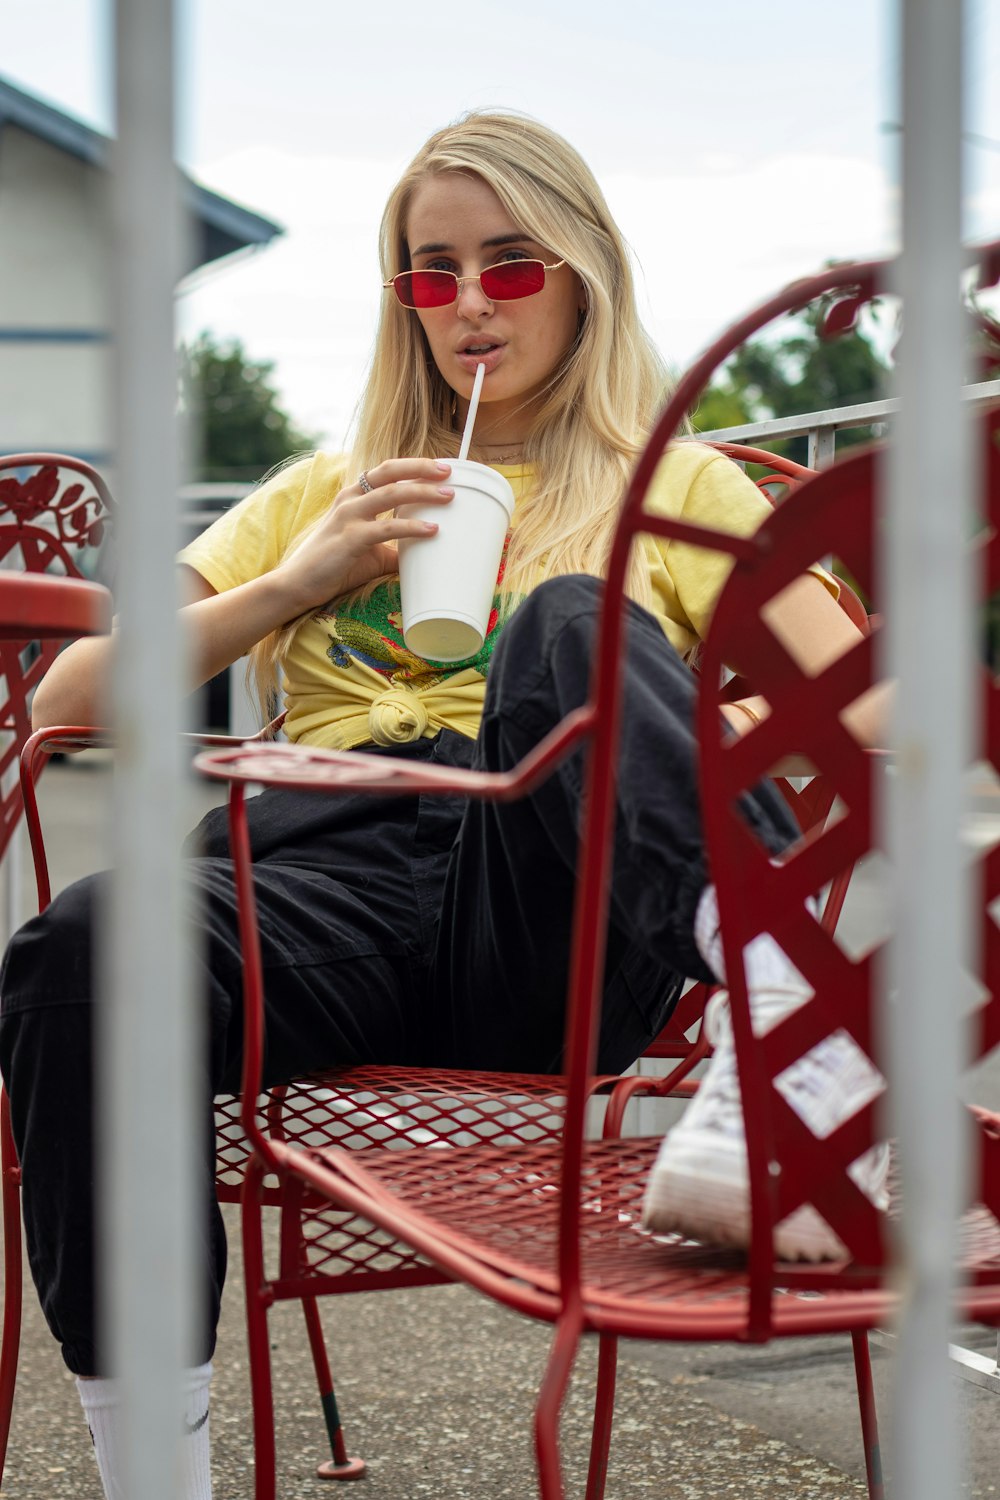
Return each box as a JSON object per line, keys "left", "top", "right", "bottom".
{"left": 691, "top": 297, "right": 892, "bottom": 465}
{"left": 180, "top": 332, "right": 320, "bottom": 482}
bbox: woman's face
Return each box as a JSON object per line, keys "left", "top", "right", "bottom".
{"left": 404, "top": 171, "right": 584, "bottom": 443}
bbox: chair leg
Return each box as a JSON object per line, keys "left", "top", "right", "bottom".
{"left": 850, "top": 1330, "right": 884, "bottom": 1500}
{"left": 242, "top": 1161, "right": 278, "bottom": 1500}
{"left": 583, "top": 1333, "right": 618, "bottom": 1500}
{"left": 0, "top": 1098, "right": 23, "bottom": 1485}
{"left": 300, "top": 1296, "right": 366, "bottom": 1481}
{"left": 535, "top": 1308, "right": 584, "bottom": 1500}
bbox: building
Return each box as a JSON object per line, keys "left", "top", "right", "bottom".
{"left": 0, "top": 76, "right": 281, "bottom": 464}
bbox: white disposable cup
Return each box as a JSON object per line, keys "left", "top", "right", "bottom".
{"left": 397, "top": 459, "right": 515, "bottom": 661}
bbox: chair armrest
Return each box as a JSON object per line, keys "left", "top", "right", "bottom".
{"left": 193, "top": 706, "right": 593, "bottom": 805}
{"left": 19, "top": 714, "right": 287, "bottom": 913}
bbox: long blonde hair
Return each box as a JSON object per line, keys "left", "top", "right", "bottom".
{"left": 251, "top": 110, "right": 672, "bottom": 716}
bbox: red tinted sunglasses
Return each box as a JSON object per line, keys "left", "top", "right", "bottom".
{"left": 384, "top": 257, "right": 566, "bottom": 310}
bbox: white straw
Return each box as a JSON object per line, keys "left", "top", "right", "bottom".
{"left": 458, "top": 361, "right": 486, "bottom": 461}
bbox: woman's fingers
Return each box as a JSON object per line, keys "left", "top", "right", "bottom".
{"left": 337, "top": 476, "right": 455, "bottom": 521}
{"left": 278, "top": 459, "right": 455, "bottom": 612}
{"left": 361, "top": 457, "right": 452, "bottom": 491}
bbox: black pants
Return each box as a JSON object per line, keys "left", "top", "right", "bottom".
{"left": 0, "top": 576, "right": 797, "bottom": 1375}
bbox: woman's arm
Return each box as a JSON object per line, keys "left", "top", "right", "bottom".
{"left": 30, "top": 564, "right": 249, "bottom": 730}
{"left": 30, "top": 458, "right": 457, "bottom": 732}
{"left": 719, "top": 573, "right": 890, "bottom": 751}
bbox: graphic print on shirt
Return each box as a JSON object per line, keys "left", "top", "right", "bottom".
{"left": 318, "top": 550, "right": 511, "bottom": 684}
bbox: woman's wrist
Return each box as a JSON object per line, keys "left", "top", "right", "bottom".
{"left": 722, "top": 698, "right": 767, "bottom": 736}
{"left": 258, "top": 565, "right": 320, "bottom": 628}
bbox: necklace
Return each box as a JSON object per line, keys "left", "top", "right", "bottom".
{"left": 472, "top": 442, "right": 527, "bottom": 465}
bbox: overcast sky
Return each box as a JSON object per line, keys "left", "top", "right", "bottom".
{"left": 3, "top": 0, "right": 999, "bottom": 447}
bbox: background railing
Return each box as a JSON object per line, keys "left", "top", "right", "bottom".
{"left": 693, "top": 377, "right": 1000, "bottom": 467}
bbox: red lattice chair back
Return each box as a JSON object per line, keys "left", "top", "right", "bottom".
{"left": 0, "top": 456, "right": 114, "bottom": 860}
{"left": 698, "top": 406, "right": 1000, "bottom": 1311}
{"left": 697, "top": 441, "right": 889, "bottom": 1290}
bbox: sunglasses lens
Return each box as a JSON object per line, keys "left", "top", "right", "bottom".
{"left": 481, "top": 260, "right": 546, "bottom": 300}
{"left": 394, "top": 271, "right": 456, "bottom": 308}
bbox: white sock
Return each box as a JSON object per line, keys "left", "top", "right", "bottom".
{"left": 76, "top": 1362, "right": 213, "bottom": 1500}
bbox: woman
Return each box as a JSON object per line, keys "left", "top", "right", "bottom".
{"left": 0, "top": 111, "right": 883, "bottom": 1500}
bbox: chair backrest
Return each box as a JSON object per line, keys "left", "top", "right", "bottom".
{"left": 695, "top": 403, "right": 1000, "bottom": 1326}
{"left": 698, "top": 442, "right": 886, "bottom": 1279}
{"left": 540, "top": 257, "right": 896, "bottom": 1302}
{"left": 0, "top": 455, "right": 115, "bottom": 861}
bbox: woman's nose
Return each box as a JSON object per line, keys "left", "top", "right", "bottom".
{"left": 455, "top": 276, "right": 494, "bottom": 317}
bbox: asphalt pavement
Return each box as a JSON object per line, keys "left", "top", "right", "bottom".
{"left": 1, "top": 757, "right": 999, "bottom": 1498}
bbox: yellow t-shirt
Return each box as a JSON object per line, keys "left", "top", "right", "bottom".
{"left": 178, "top": 444, "right": 835, "bottom": 750}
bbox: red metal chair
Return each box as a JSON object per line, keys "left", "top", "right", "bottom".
{"left": 1, "top": 456, "right": 878, "bottom": 1491}
{"left": 0, "top": 462, "right": 310, "bottom": 1487}
{"left": 0, "top": 454, "right": 115, "bottom": 1478}
{"left": 193, "top": 249, "right": 1000, "bottom": 1500}
{"left": 196, "top": 436, "right": 871, "bottom": 1492}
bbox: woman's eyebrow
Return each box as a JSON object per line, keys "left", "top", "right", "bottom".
{"left": 410, "top": 231, "right": 535, "bottom": 256}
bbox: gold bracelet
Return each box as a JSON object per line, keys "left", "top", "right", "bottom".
{"left": 732, "top": 700, "right": 761, "bottom": 730}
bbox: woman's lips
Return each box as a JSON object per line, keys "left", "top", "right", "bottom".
{"left": 456, "top": 344, "right": 505, "bottom": 376}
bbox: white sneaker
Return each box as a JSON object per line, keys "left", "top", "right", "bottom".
{"left": 641, "top": 987, "right": 889, "bottom": 1262}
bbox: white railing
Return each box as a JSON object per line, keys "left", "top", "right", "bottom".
{"left": 693, "top": 378, "right": 1000, "bottom": 467}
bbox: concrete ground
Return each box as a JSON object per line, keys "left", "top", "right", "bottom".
{"left": 1, "top": 757, "right": 1000, "bottom": 1498}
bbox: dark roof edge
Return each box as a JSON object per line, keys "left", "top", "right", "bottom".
{"left": 0, "top": 75, "right": 105, "bottom": 165}
{"left": 185, "top": 181, "right": 283, "bottom": 248}
{"left": 0, "top": 75, "right": 282, "bottom": 249}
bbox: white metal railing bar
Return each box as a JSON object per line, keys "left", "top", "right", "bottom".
{"left": 692, "top": 377, "right": 999, "bottom": 447}
{"left": 883, "top": 3, "right": 971, "bottom": 1498}
{"left": 179, "top": 480, "right": 254, "bottom": 508}
{"left": 105, "top": 2, "right": 197, "bottom": 1497}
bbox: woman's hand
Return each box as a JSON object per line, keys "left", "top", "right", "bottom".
{"left": 274, "top": 459, "right": 455, "bottom": 616}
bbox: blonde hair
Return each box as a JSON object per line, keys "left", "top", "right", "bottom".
{"left": 250, "top": 109, "right": 672, "bottom": 717}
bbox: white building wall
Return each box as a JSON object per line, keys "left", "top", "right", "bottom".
{"left": 0, "top": 126, "right": 112, "bottom": 457}
{"left": 1, "top": 342, "right": 112, "bottom": 452}
{"left": 0, "top": 127, "right": 109, "bottom": 325}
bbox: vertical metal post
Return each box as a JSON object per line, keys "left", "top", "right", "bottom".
{"left": 104, "top": 3, "right": 196, "bottom": 1498}
{"left": 884, "top": 2, "right": 972, "bottom": 1497}
{"left": 807, "top": 427, "right": 837, "bottom": 470}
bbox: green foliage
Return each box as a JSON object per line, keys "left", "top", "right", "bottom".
{"left": 180, "top": 332, "right": 320, "bottom": 482}
{"left": 690, "top": 380, "right": 753, "bottom": 435}
{"left": 691, "top": 297, "right": 892, "bottom": 465}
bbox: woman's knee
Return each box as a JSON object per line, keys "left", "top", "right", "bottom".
{"left": 492, "top": 574, "right": 602, "bottom": 679}
{"left": 505, "top": 574, "right": 602, "bottom": 639}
